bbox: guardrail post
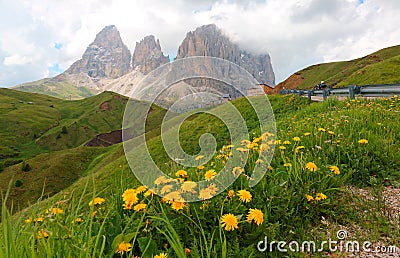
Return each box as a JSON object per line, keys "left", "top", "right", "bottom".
{"left": 349, "top": 85, "right": 355, "bottom": 99}
{"left": 307, "top": 90, "right": 312, "bottom": 100}
{"left": 323, "top": 89, "right": 328, "bottom": 100}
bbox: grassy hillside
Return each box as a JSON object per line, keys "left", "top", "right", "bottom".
{"left": 13, "top": 78, "right": 95, "bottom": 100}
{"left": 280, "top": 44, "right": 400, "bottom": 89}
{"left": 0, "top": 89, "right": 63, "bottom": 162}
{"left": 0, "top": 146, "right": 108, "bottom": 212}
{"left": 2, "top": 94, "right": 399, "bottom": 257}
{"left": 0, "top": 88, "right": 166, "bottom": 172}
{"left": 0, "top": 89, "right": 168, "bottom": 212}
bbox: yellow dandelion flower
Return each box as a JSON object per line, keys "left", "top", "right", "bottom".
{"left": 283, "top": 140, "right": 291, "bottom": 145}
{"left": 344, "top": 120, "right": 349, "bottom": 123}
{"left": 115, "top": 241, "right": 132, "bottom": 255}
{"left": 232, "top": 166, "right": 244, "bottom": 177}
{"left": 25, "top": 218, "right": 32, "bottom": 223}
{"left": 164, "top": 191, "right": 183, "bottom": 202}
{"left": 175, "top": 178, "right": 184, "bottom": 183}
{"left": 37, "top": 229, "right": 49, "bottom": 239}
{"left": 275, "top": 140, "right": 281, "bottom": 145}
{"left": 135, "top": 185, "right": 147, "bottom": 193}
{"left": 358, "top": 139, "right": 368, "bottom": 144}
{"left": 318, "top": 128, "right": 326, "bottom": 132}
{"left": 46, "top": 207, "right": 64, "bottom": 215}
{"left": 293, "top": 136, "right": 301, "bottom": 142}
{"left": 89, "top": 197, "right": 105, "bottom": 206}
{"left": 181, "top": 181, "right": 196, "bottom": 192}
{"left": 195, "top": 155, "right": 204, "bottom": 160}
{"left": 316, "top": 193, "right": 327, "bottom": 200}
{"left": 256, "top": 159, "right": 263, "bottom": 164}
{"left": 161, "top": 184, "right": 173, "bottom": 194}
{"left": 268, "top": 165, "right": 273, "bottom": 171}
{"left": 283, "top": 163, "right": 292, "bottom": 167}
{"left": 304, "top": 132, "right": 311, "bottom": 136}
{"left": 133, "top": 203, "right": 147, "bottom": 212}
{"left": 220, "top": 213, "right": 239, "bottom": 231}
{"left": 207, "top": 183, "right": 218, "bottom": 195}
{"left": 246, "top": 208, "right": 264, "bottom": 225}
{"left": 295, "top": 146, "right": 305, "bottom": 153}
{"left": 75, "top": 218, "right": 83, "bottom": 223}
{"left": 199, "top": 188, "right": 213, "bottom": 200}
{"left": 241, "top": 139, "right": 251, "bottom": 146}
{"left": 123, "top": 201, "right": 134, "bottom": 210}
{"left": 305, "top": 162, "right": 317, "bottom": 172}
{"left": 34, "top": 217, "right": 44, "bottom": 223}
{"left": 197, "top": 165, "right": 204, "bottom": 170}
{"left": 154, "top": 253, "right": 168, "bottom": 258}
{"left": 261, "top": 132, "right": 274, "bottom": 140}
{"left": 237, "top": 190, "right": 252, "bottom": 203}
{"left": 329, "top": 165, "right": 340, "bottom": 175}
{"left": 171, "top": 201, "right": 185, "bottom": 211}
{"left": 253, "top": 137, "right": 262, "bottom": 143}
{"left": 161, "top": 197, "right": 172, "bottom": 204}
{"left": 227, "top": 190, "right": 235, "bottom": 199}
{"left": 144, "top": 189, "right": 156, "bottom": 197}
{"left": 328, "top": 131, "right": 335, "bottom": 135}
{"left": 305, "top": 194, "right": 314, "bottom": 201}
{"left": 279, "top": 146, "right": 286, "bottom": 150}
{"left": 248, "top": 142, "right": 258, "bottom": 149}
{"left": 122, "top": 189, "right": 138, "bottom": 204}
{"left": 260, "top": 143, "right": 270, "bottom": 152}
{"left": 175, "top": 169, "right": 188, "bottom": 177}
{"left": 154, "top": 176, "right": 167, "bottom": 185}
{"left": 204, "top": 169, "right": 217, "bottom": 181}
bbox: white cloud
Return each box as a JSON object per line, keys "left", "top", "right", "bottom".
{"left": 1, "top": 0, "right": 400, "bottom": 87}
{"left": 3, "top": 55, "right": 32, "bottom": 66}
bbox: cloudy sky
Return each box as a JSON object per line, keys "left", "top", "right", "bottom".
{"left": 1, "top": 0, "right": 400, "bottom": 87}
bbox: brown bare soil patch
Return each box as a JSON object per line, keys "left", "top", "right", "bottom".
{"left": 275, "top": 73, "right": 304, "bottom": 91}
{"left": 100, "top": 101, "right": 111, "bottom": 111}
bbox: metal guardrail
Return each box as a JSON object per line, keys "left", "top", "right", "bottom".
{"left": 279, "top": 84, "right": 400, "bottom": 100}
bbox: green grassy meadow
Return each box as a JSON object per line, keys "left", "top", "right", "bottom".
{"left": 292, "top": 45, "right": 400, "bottom": 89}
{"left": 1, "top": 91, "right": 399, "bottom": 257}
{"left": 13, "top": 78, "right": 96, "bottom": 100}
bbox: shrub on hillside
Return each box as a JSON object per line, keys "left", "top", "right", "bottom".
{"left": 21, "top": 161, "right": 31, "bottom": 172}
{"left": 14, "top": 179, "right": 23, "bottom": 187}
{"left": 61, "top": 126, "right": 68, "bottom": 134}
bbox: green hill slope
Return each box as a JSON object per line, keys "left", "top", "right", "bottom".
{"left": 7, "top": 95, "right": 311, "bottom": 211}
{"left": 0, "top": 89, "right": 166, "bottom": 169}
{"left": 13, "top": 78, "right": 95, "bottom": 100}
{"left": 0, "top": 89, "right": 167, "bottom": 212}
{"left": 2, "top": 94, "right": 399, "bottom": 257}
{"left": 278, "top": 44, "right": 400, "bottom": 89}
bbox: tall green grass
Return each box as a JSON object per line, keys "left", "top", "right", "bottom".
{"left": 0, "top": 94, "right": 399, "bottom": 257}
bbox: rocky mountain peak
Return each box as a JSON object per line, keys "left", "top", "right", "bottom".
{"left": 176, "top": 24, "right": 275, "bottom": 85}
{"left": 65, "top": 25, "right": 131, "bottom": 79}
{"left": 132, "top": 35, "right": 169, "bottom": 74}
